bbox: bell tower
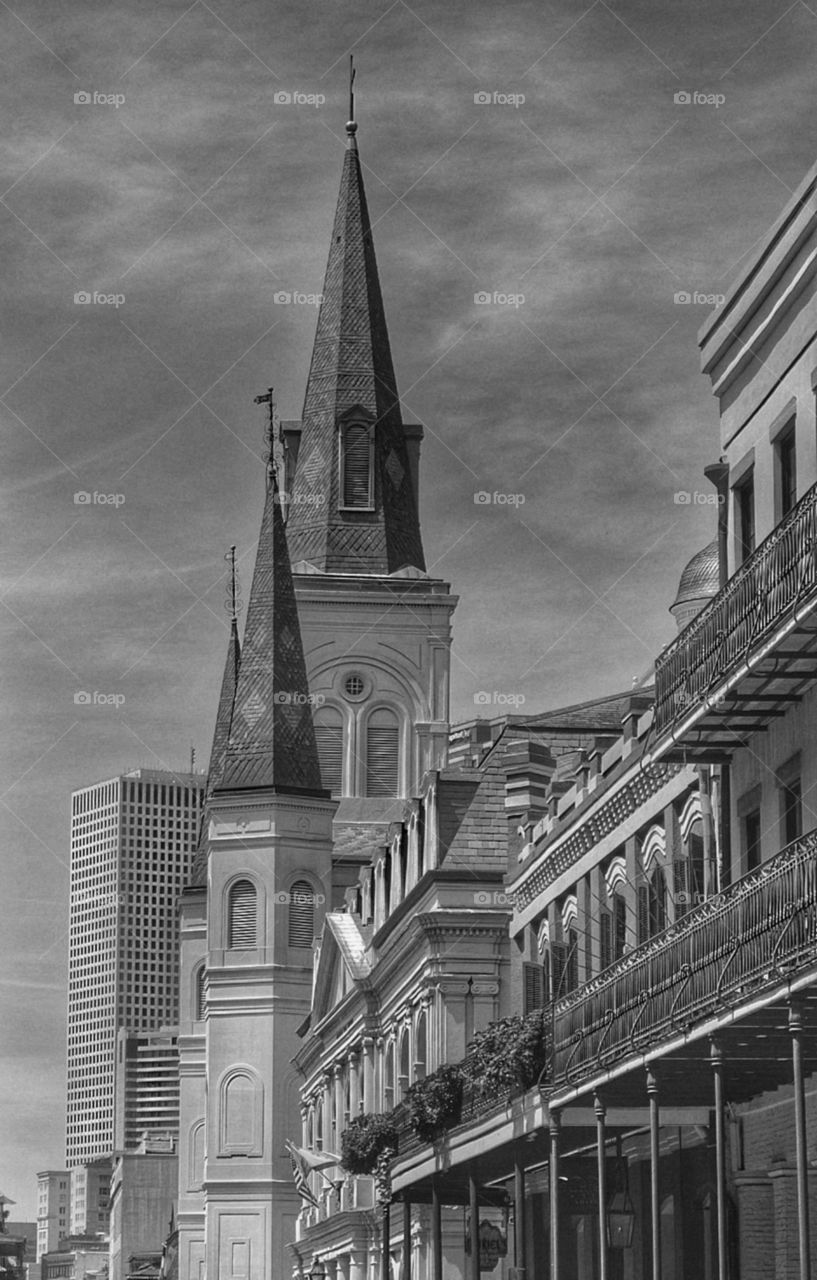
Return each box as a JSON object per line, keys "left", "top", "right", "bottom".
{"left": 284, "top": 95, "right": 458, "bottom": 825}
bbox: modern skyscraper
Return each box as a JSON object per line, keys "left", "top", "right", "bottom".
{"left": 67, "top": 768, "right": 205, "bottom": 1166}
{"left": 113, "top": 1027, "right": 180, "bottom": 1151}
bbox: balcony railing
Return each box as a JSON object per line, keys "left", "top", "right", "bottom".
{"left": 654, "top": 480, "right": 817, "bottom": 736}
{"left": 552, "top": 826, "right": 817, "bottom": 1088}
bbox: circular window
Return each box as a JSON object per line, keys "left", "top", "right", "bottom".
{"left": 342, "top": 672, "right": 368, "bottom": 701}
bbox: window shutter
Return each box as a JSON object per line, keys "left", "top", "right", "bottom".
{"left": 550, "top": 943, "right": 565, "bottom": 1001}
{"left": 600, "top": 911, "right": 612, "bottom": 972}
{"left": 566, "top": 930, "right": 578, "bottom": 993}
{"left": 343, "top": 424, "right": 372, "bottom": 508}
{"left": 614, "top": 894, "right": 627, "bottom": 959}
{"left": 288, "top": 880, "right": 316, "bottom": 948}
{"left": 523, "top": 962, "right": 545, "bottom": 1014}
{"left": 366, "top": 710, "right": 399, "bottom": 796}
{"left": 674, "top": 857, "right": 689, "bottom": 918}
{"left": 650, "top": 868, "right": 666, "bottom": 933}
{"left": 637, "top": 885, "right": 650, "bottom": 946}
{"left": 314, "top": 710, "right": 343, "bottom": 793}
{"left": 228, "top": 880, "right": 257, "bottom": 948}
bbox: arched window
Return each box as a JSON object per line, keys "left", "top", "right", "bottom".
{"left": 194, "top": 964, "right": 206, "bottom": 1021}
{"left": 228, "top": 879, "right": 257, "bottom": 949}
{"left": 366, "top": 708, "right": 399, "bottom": 797}
{"left": 314, "top": 706, "right": 344, "bottom": 794}
{"left": 415, "top": 1010, "right": 427, "bottom": 1081}
{"left": 398, "top": 1028, "right": 411, "bottom": 1101}
{"left": 219, "top": 1069, "right": 263, "bottom": 1157}
{"left": 649, "top": 866, "right": 667, "bottom": 935}
{"left": 188, "top": 1119, "right": 205, "bottom": 1190}
{"left": 289, "top": 880, "right": 316, "bottom": 948}
{"left": 341, "top": 422, "right": 374, "bottom": 509}
{"left": 384, "top": 1042, "right": 395, "bottom": 1110}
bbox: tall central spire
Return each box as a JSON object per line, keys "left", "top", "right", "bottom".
{"left": 286, "top": 100, "right": 426, "bottom": 576}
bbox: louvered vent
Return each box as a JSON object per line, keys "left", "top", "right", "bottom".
{"left": 195, "top": 965, "right": 206, "bottom": 1020}
{"left": 366, "top": 709, "right": 399, "bottom": 797}
{"left": 288, "top": 880, "right": 316, "bottom": 948}
{"left": 228, "top": 879, "right": 257, "bottom": 948}
{"left": 314, "top": 711, "right": 343, "bottom": 793}
{"left": 343, "top": 424, "right": 372, "bottom": 508}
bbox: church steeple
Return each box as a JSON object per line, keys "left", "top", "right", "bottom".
{"left": 215, "top": 470, "right": 326, "bottom": 795}
{"left": 286, "top": 103, "right": 426, "bottom": 575}
{"left": 188, "top": 596, "right": 240, "bottom": 886}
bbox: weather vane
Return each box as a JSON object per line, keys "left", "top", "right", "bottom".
{"left": 347, "top": 54, "right": 357, "bottom": 143}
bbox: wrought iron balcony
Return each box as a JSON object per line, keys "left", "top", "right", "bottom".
{"left": 653, "top": 480, "right": 817, "bottom": 744}
{"left": 552, "top": 825, "right": 817, "bottom": 1088}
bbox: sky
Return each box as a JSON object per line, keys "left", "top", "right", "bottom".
{"left": 2, "top": 0, "right": 817, "bottom": 1217}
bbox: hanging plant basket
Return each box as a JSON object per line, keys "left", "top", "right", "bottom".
{"left": 340, "top": 1113, "right": 398, "bottom": 1176}
{"left": 405, "top": 1064, "right": 464, "bottom": 1143}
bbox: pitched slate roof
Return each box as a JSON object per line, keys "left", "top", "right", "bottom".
{"left": 286, "top": 124, "right": 426, "bottom": 575}
{"left": 214, "top": 471, "right": 326, "bottom": 795}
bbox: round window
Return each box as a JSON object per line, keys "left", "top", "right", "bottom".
{"left": 343, "top": 673, "right": 367, "bottom": 700}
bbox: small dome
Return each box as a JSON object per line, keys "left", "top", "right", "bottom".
{"left": 672, "top": 541, "right": 720, "bottom": 609}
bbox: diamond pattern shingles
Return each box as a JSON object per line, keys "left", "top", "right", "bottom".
{"left": 189, "top": 618, "right": 241, "bottom": 886}
{"left": 287, "top": 133, "right": 426, "bottom": 575}
{"left": 216, "top": 475, "right": 325, "bottom": 794}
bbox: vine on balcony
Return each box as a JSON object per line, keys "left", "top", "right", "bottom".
{"left": 404, "top": 1063, "right": 464, "bottom": 1143}
{"left": 340, "top": 1113, "right": 398, "bottom": 1176}
{"left": 463, "top": 1008, "right": 550, "bottom": 1097}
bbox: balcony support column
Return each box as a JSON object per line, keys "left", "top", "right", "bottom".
{"left": 710, "top": 1039, "right": 728, "bottom": 1280}
{"left": 647, "top": 1065, "right": 661, "bottom": 1280}
{"left": 514, "top": 1151, "right": 527, "bottom": 1280}
{"left": 790, "top": 1002, "right": 812, "bottom": 1280}
{"left": 431, "top": 1178, "right": 442, "bottom": 1280}
{"left": 402, "top": 1197, "right": 411, "bottom": 1280}
{"left": 550, "top": 1110, "right": 561, "bottom": 1280}
{"left": 595, "top": 1094, "right": 608, "bottom": 1280}
{"left": 380, "top": 1200, "right": 390, "bottom": 1280}
{"left": 469, "top": 1170, "right": 480, "bottom": 1280}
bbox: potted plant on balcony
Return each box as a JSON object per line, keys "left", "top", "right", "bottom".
{"left": 405, "top": 1064, "right": 464, "bottom": 1143}
{"left": 464, "top": 1008, "right": 550, "bottom": 1098}
{"left": 340, "top": 1113, "right": 398, "bottom": 1176}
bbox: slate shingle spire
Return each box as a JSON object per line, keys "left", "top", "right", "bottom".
{"left": 189, "top": 610, "right": 240, "bottom": 885}
{"left": 286, "top": 113, "right": 426, "bottom": 575}
{"left": 215, "top": 469, "right": 326, "bottom": 795}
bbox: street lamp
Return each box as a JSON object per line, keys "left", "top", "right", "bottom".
{"left": 308, "top": 1258, "right": 326, "bottom": 1280}
{"left": 607, "top": 1142, "right": 635, "bottom": 1249}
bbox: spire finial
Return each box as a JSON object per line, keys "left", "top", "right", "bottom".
{"left": 346, "top": 54, "right": 358, "bottom": 147}
{"left": 254, "top": 386, "right": 276, "bottom": 486}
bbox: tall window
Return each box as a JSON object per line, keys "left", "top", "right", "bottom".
{"left": 195, "top": 965, "right": 206, "bottom": 1020}
{"left": 744, "top": 808, "right": 762, "bottom": 872}
{"left": 781, "top": 777, "right": 802, "bottom": 846}
{"left": 613, "top": 893, "right": 627, "bottom": 959}
{"left": 314, "top": 707, "right": 343, "bottom": 793}
{"left": 777, "top": 423, "right": 797, "bottom": 518}
{"left": 227, "top": 879, "right": 257, "bottom": 948}
{"left": 415, "top": 1010, "right": 428, "bottom": 1080}
{"left": 734, "top": 471, "right": 755, "bottom": 564}
{"left": 649, "top": 867, "right": 667, "bottom": 935}
{"left": 341, "top": 422, "right": 374, "bottom": 509}
{"left": 288, "top": 880, "right": 316, "bottom": 948}
{"left": 366, "top": 709, "right": 400, "bottom": 796}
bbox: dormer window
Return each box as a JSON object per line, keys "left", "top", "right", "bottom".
{"left": 340, "top": 420, "right": 374, "bottom": 510}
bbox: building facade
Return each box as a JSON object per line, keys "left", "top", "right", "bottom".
{"left": 36, "top": 1175, "right": 70, "bottom": 1262}
{"left": 109, "top": 1139, "right": 178, "bottom": 1280}
{"left": 114, "top": 1030, "right": 180, "bottom": 1152}
{"left": 67, "top": 769, "right": 205, "bottom": 1165}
